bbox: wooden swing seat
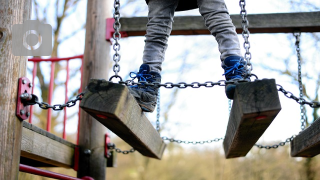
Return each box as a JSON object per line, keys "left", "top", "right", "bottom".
{"left": 223, "top": 79, "right": 281, "bottom": 158}
{"left": 80, "top": 79, "right": 166, "bottom": 160}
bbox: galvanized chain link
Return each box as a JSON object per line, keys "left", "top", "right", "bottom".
{"left": 277, "top": 84, "right": 320, "bottom": 108}
{"left": 255, "top": 135, "right": 295, "bottom": 149}
{"left": 156, "top": 90, "right": 161, "bottom": 133}
{"left": 294, "top": 32, "right": 307, "bottom": 131}
{"left": 228, "top": 99, "right": 232, "bottom": 114}
{"left": 108, "top": 143, "right": 135, "bottom": 154}
{"left": 162, "top": 136, "right": 224, "bottom": 145}
{"left": 21, "top": 92, "right": 85, "bottom": 111}
{"left": 114, "top": 147, "right": 135, "bottom": 154}
{"left": 119, "top": 80, "right": 249, "bottom": 89}
{"left": 112, "top": 0, "right": 121, "bottom": 78}
{"left": 239, "top": 0, "right": 252, "bottom": 75}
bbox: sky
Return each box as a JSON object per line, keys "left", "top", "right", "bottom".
{"left": 27, "top": 0, "right": 320, "bottom": 153}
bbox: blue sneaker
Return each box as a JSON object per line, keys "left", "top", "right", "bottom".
{"left": 128, "top": 64, "right": 161, "bottom": 112}
{"left": 222, "top": 56, "right": 250, "bottom": 99}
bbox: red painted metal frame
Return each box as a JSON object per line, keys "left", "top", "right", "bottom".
{"left": 16, "top": 77, "right": 32, "bottom": 120}
{"left": 29, "top": 62, "right": 37, "bottom": 124}
{"left": 106, "top": 18, "right": 128, "bottom": 42}
{"left": 76, "top": 57, "right": 83, "bottom": 145}
{"left": 19, "top": 164, "right": 93, "bottom": 180}
{"left": 63, "top": 60, "right": 70, "bottom": 139}
{"left": 28, "top": 55, "right": 84, "bottom": 140}
{"left": 28, "top": 55, "right": 84, "bottom": 62}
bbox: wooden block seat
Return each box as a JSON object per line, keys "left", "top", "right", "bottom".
{"left": 291, "top": 117, "right": 320, "bottom": 157}
{"left": 223, "top": 79, "right": 281, "bottom": 158}
{"left": 80, "top": 79, "right": 166, "bottom": 159}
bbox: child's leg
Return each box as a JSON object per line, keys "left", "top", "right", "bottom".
{"left": 197, "top": 0, "right": 242, "bottom": 61}
{"left": 143, "top": 0, "right": 179, "bottom": 73}
{"left": 197, "top": 0, "right": 249, "bottom": 99}
{"left": 128, "top": 0, "right": 179, "bottom": 112}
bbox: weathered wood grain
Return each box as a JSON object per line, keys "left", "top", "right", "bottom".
{"left": 80, "top": 79, "right": 166, "bottom": 159}
{"left": 223, "top": 79, "right": 281, "bottom": 158}
{"left": 20, "top": 123, "right": 75, "bottom": 168}
{"left": 291, "top": 117, "right": 320, "bottom": 157}
{"left": 0, "top": 0, "right": 32, "bottom": 179}
{"left": 115, "top": 12, "right": 320, "bottom": 36}
{"left": 77, "top": 0, "right": 111, "bottom": 179}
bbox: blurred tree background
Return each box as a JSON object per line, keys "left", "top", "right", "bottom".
{"left": 19, "top": 0, "right": 320, "bottom": 179}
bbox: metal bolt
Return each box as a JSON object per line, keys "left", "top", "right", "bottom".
{"left": 84, "top": 149, "right": 91, "bottom": 155}
{"left": 20, "top": 110, "right": 25, "bottom": 115}
{"left": 22, "top": 79, "right": 27, "bottom": 84}
{"left": 26, "top": 112, "right": 30, "bottom": 117}
{"left": 29, "top": 83, "right": 33, "bottom": 88}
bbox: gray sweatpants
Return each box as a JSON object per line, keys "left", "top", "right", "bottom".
{"left": 143, "top": 0, "right": 242, "bottom": 73}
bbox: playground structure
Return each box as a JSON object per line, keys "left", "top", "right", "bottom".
{"left": 1, "top": 0, "right": 320, "bottom": 179}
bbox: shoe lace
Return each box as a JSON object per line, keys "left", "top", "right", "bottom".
{"left": 130, "top": 70, "right": 152, "bottom": 82}
{"left": 222, "top": 62, "right": 245, "bottom": 79}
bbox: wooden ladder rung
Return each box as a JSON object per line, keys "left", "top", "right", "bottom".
{"left": 291, "top": 117, "right": 320, "bottom": 157}
{"left": 80, "top": 79, "right": 166, "bottom": 160}
{"left": 223, "top": 79, "right": 281, "bottom": 158}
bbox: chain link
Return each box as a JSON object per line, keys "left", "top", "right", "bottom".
{"left": 255, "top": 135, "right": 295, "bottom": 149}
{"left": 112, "top": 0, "right": 121, "bottom": 77}
{"left": 156, "top": 90, "right": 161, "bottom": 133}
{"left": 294, "top": 32, "right": 307, "bottom": 131}
{"left": 108, "top": 143, "right": 135, "bottom": 154}
{"left": 239, "top": 0, "right": 252, "bottom": 75}
{"left": 162, "top": 136, "right": 224, "bottom": 145}
{"left": 119, "top": 80, "right": 245, "bottom": 89}
{"left": 25, "top": 92, "right": 85, "bottom": 111}
{"left": 277, "top": 84, "right": 320, "bottom": 108}
{"left": 228, "top": 99, "right": 232, "bottom": 114}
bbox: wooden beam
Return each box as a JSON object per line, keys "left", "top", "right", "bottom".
{"left": 20, "top": 122, "right": 75, "bottom": 168}
{"left": 0, "top": 0, "right": 32, "bottom": 179}
{"left": 291, "top": 117, "right": 320, "bottom": 157}
{"left": 78, "top": 0, "right": 111, "bottom": 179}
{"left": 116, "top": 12, "right": 320, "bottom": 36}
{"left": 80, "top": 79, "right": 166, "bottom": 159}
{"left": 223, "top": 79, "right": 281, "bottom": 158}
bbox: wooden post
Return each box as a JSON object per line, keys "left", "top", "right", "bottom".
{"left": 0, "top": 0, "right": 32, "bottom": 179}
{"left": 77, "top": 0, "right": 111, "bottom": 179}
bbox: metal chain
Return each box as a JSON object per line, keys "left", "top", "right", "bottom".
{"left": 294, "top": 32, "right": 307, "bottom": 131}
{"left": 114, "top": 147, "right": 135, "bottom": 154}
{"left": 228, "top": 99, "right": 232, "bottom": 114}
{"left": 255, "top": 135, "right": 295, "bottom": 149}
{"left": 156, "top": 90, "right": 161, "bottom": 133}
{"left": 20, "top": 92, "right": 85, "bottom": 111}
{"left": 162, "top": 136, "right": 224, "bottom": 145}
{"left": 108, "top": 143, "right": 135, "bottom": 154}
{"left": 112, "top": 0, "right": 121, "bottom": 78}
{"left": 119, "top": 79, "right": 250, "bottom": 89}
{"left": 239, "top": 0, "right": 252, "bottom": 75}
{"left": 277, "top": 84, "right": 320, "bottom": 108}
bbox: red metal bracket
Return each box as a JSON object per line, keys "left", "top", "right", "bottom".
{"left": 16, "top": 77, "right": 32, "bottom": 120}
{"left": 105, "top": 133, "right": 111, "bottom": 158}
{"left": 73, "top": 146, "right": 80, "bottom": 171}
{"left": 106, "top": 18, "right": 128, "bottom": 43}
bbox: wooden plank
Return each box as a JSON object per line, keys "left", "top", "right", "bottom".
{"left": 223, "top": 79, "right": 281, "bottom": 158}
{"left": 116, "top": 12, "right": 320, "bottom": 36}
{"left": 291, "top": 117, "right": 320, "bottom": 157}
{"left": 0, "top": 0, "right": 32, "bottom": 179}
{"left": 80, "top": 79, "right": 166, "bottom": 159}
{"left": 77, "top": 0, "right": 110, "bottom": 179}
{"left": 20, "top": 123, "right": 75, "bottom": 168}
